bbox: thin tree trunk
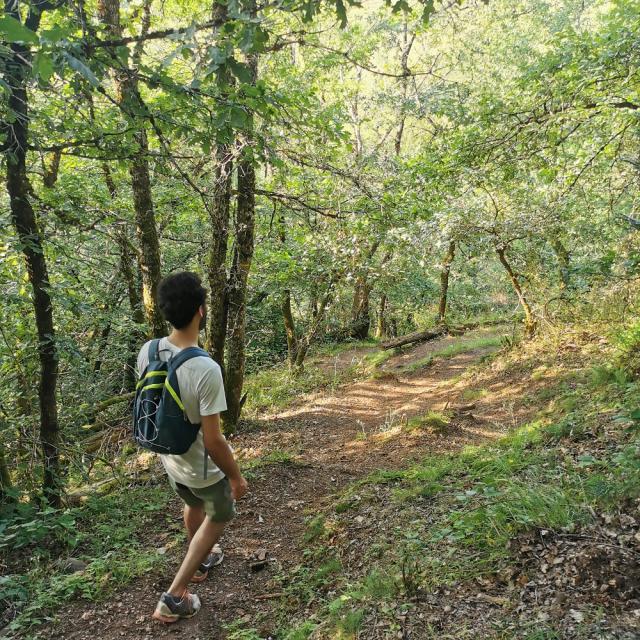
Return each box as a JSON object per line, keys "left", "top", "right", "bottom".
{"left": 206, "top": 0, "right": 233, "bottom": 371}
{"left": 437, "top": 240, "right": 456, "bottom": 323}
{"left": 279, "top": 217, "right": 299, "bottom": 366}
{"left": 0, "top": 441, "right": 13, "bottom": 503}
{"left": 496, "top": 245, "right": 537, "bottom": 338}
{"left": 294, "top": 280, "right": 338, "bottom": 370}
{"left": 98, "top": 0, "right": 164, "bottom": 338}
{"left": 350, "top": 276, "right": 372, "bottom": 339}
{"left": 281, "top": 289, "right": 299, "bottom": 367}
{"left": 4, "top": 2, "right": 61, "bottom": 506}
{"left": 42, "top": 150, "right": 61, "bottom": 188}
{"left": 222, "top": 45, "right": 258, "bottom": 432}
{"left": 376, "top": 294, "right": 388, "bottom": 339}
{"left": 117, "top": 230, "right": 146, "bottom": 389}
{"left": 101, "top": 157, "right": 146, "bottom": 390}
{"left": 394, "top": 25, "right": 415, "bottom": 156}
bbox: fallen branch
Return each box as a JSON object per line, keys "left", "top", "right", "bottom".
{"left": 80, "top": 392, "right": 135, "bottom": 433}
{"left": 82, "top": 426, "right": 127, "bottom": 453}
{"left": 381, "top": 325, "right": 448, "bottom": 350}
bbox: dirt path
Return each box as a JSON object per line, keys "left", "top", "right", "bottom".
{"left": 41, "top": 329, "right": 517, "bottom": 640}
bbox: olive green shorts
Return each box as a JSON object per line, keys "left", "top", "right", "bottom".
{"left": 167, "top": 476, "right": 236, "bottom": 523}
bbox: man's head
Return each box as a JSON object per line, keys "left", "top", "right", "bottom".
{"left": 157, "top": 272, "right": 207, "bottom": 330}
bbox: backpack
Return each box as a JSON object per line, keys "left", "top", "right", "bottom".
{"left": 133, "top": 339, "right": 210, "bottom": 454}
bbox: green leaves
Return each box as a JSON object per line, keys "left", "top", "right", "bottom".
{"left": 62, "top": 52, "right": 100, "bottom": 87}
{"left": 0, "top": 15, "right": 38, "bottom": 44}
{"left": 33, "top": 53, "right": 55, "bottom": 83}
{"left": 228, "top": 58, "right": 253, "bottom": 83}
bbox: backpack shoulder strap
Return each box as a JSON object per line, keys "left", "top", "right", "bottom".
{"left": 148, "top": 338, "right": 162, "bottom": 362}
{"left": 167, "top": 347, "right": 211, "bottom": 376}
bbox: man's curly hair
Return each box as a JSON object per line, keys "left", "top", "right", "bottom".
{"left": 157, "top": 272, "right": 207, "bottom": 330}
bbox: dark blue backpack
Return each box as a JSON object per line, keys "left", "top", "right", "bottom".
{"left": 133, "top": 339, "right": 210, "bottom": 454}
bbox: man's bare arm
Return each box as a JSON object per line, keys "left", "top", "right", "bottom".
{"left": 201, "top": 414, "right": 248, "bottom": 499}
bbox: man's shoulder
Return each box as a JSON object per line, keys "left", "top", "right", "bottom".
{"left": 137, "top": 339, "right": 155, "bottom": 360}
{"left": 180, "top": 353, "right": 221, "bottom": 375}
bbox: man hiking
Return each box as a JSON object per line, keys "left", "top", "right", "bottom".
{"left": 135, "top": 271, "right": 248, "bottom": 623}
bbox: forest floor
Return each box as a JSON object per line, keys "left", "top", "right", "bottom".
{"left": 21, "top": 325, "right": 640, "bottom": 639}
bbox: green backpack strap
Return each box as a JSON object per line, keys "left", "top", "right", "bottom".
{"left": 148, "top": 338, "right": 162, "bottom": 362}
{"left": 165, "top": 347, "right": 211, "bottom": 414}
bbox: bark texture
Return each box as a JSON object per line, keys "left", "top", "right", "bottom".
{"left": 206, "top": 142, "right": 232, "bottom": 370}
{"left": 4, "top": 1, "right": 61, "bottom": 506}
{"left": 220, "top": 4, "right": 258, "bottom": 431}
{"left": 376, "top": 294, "right": 388, "bottom": 339}
{"left": 223, "top": 121, "right": 257, "bottom": 429}
{"left": 98, "top": 0, "right": 164, "bottom": 337}
{"left": 206, "top": 0, "right": 234, "bottom": 371}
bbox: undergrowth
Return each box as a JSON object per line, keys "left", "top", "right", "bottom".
{"left": 0, "top": 482, "right": 172, "bottom": 637}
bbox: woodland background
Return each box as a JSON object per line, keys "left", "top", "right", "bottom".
{"left": 1, "top": 0, "right": 640, "bottom": 637}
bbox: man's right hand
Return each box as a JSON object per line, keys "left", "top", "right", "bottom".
{"left": 230, "top": 475, "right": 248, "bottom": 500}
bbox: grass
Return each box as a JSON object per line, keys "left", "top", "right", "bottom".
{"left": 398, "top": 334, "right": 504, "bottom": 374}
{"left": 243, "top": 330, "right": 504, "bottom": 417}
{"left": 404, "top": 410, "right": 451, "bottom": 433}
{"left": 242, "top": 341, "right": 399, "bottom": 416}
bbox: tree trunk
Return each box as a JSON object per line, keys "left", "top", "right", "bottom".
{"left": 381, "top": 325, "right": 448, "bottom": 350}
{"left": 376, "top": 294, "right": 388, "bottom": 338}
{"left": 282, "top": 289, "right": 299, "bottom": 367}
{"left": 98, "top": 0, "right": 164, "bottom": 338}
{"left": 42, "top": 150, "right": 61, "bottom": 188}
{"left": 222, "top": 49, "right": 258, "bottom": 432}
{"left": 206, "top": 0, "right": 234, "bottom": 371}
{"left": 0, "top": 441, "right": 13, "bottom": 503}
{"left": 293, "top": 282, "right": 337, "bottom": 371}
{"left": 350, "top": 276, "right": 371, "bottom": 339}
{"left": 129, "top": 144, "right": 164, "bottom": 336}
{"left": 496, "top": 246, "right": 537, "bottom": 338}
{"left": 206, "top": 142, "right": 232, "bottom": 370}
{"left": 101, "top": 158, "right": 146, "bottom": 390}
{"left": 116, "top": 229, "right": 146, "bottom": 389}
{"left": 437, "top": 241, "right": 456, "bottom": 323}
{"left": 278, "top": 217, "right": 299, "bottom": 367}
{"left": 4, "top": 4, "right": 62, "bottom": 506}
{"left": 394, "top": 25, "right": 415, "bottom": 156}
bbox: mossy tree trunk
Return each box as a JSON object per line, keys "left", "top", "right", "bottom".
{"left": 206, "top": 0, "right": 234, "bottom": 373}
{"left": 98, "top": 0, "right": 164, "bottom": 338}
{"left": 0, "top": 440, "right": 14, "bottom": 504}
{"left": 4, "top": 0, "right": 62, "bottom": 506}
{"left": 277, "top": 215, "right": 300, "bottom": 367}
{"left": 222, "top": 33, "right": 258, "bottom": 432}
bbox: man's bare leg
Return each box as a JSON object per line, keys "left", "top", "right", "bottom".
{"left": 184, "top": 504, "right": 205, "bottom": 541}
{"left": 168, "top": 518, "right": 226, "bottom": 597}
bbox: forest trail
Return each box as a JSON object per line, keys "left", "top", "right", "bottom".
{"left": 42, "top": 327, "right": 526, "bottom": 640}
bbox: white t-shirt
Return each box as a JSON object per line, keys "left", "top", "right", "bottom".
{"left": 136, "top": 337, "right": 227, "bottom": 488}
